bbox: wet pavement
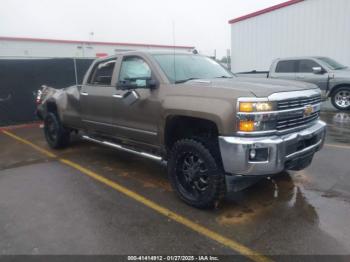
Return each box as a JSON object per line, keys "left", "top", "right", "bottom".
{"left": 0, "top": 108, "right": 350, "bottom": 258}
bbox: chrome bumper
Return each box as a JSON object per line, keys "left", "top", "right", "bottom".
{"left": 219, "top": 120, "right": 326, "bottom": 176}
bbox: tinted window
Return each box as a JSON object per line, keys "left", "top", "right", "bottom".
{"left": 118, "top": 57, "right": 151, "bottom": 87}
{"left": 297, "top": 60, "right": 320, "bottom": 73}
{"left": 90, "top": 59, "right": 116, "bottom": 85}
{"left": 275, "top": 60, "right": 296, "bottom": 73}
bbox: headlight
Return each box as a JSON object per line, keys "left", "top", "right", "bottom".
{"left": 239, "top": 102, "right": 274, "bottom": 112}
{"left": 238, "top": 120, "right": 275, "bottom": 132}
{"left": 237, "top": 99, "right": 276, "bottom": 132}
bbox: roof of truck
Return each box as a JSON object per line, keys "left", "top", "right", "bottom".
{"left": 275, "top": 56, "right": 327, "bottom": 60}
{"left": 95, "top": 50, "right": 199, "bottom": 61}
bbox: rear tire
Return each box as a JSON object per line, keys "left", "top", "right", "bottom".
{"left": 331, "top": 87, "right": 350, "bottom": 110}
{"left": 167, "top": 139, "right": 225, "bottom": 209}
{"left": 44, "top": 112, "right": 70, "bottom": 149}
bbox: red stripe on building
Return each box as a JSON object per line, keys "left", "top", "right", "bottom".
{"left": 0, "top": 36, "right": 194, "bottom": 49}
{"left": 228, "top": 0, "right": 304, "bottom": 24}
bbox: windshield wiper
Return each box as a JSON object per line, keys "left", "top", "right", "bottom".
{"left": 175, "top": 78, "right": 199, "bottom": 84}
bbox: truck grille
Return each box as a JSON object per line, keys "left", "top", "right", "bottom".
{"left": 276, "top": 112, "right": 320, "bottom": 131}
{"left": 277, "top": 95, "right": 321, "bottom": 110}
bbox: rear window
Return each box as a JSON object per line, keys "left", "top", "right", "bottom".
{"left": 275, "top": 60, "right": 296, "bottom": 73}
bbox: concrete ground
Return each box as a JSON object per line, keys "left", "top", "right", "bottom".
{"left": 0, "top": 106, "right": 350, "bottom": 260}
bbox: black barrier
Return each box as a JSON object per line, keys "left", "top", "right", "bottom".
{"left": 0, "top": 58, "right": 93, "bottom": 126}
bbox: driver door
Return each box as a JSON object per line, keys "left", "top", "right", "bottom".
{"left": 111, "top": 55, "right": 161, "bottom": 146}
{"left": 295, "top": 59, "right": 329, "bottom": 92}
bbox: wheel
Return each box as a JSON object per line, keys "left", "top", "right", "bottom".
{"left": 331, "top": 87, "right": 350, "bottom": 110}
{"left": 167, "top": 139, "right": 225, "bottom": 209}
{"left": 44, "top": 112, "right": 70, "bottom": 149}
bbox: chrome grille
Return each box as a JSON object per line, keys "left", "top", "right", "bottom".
{"left": 276, "top": 112, "right": 319, "bottom": 131}
{"left": 277, "top": 95, "right": 322, "bottom": 110}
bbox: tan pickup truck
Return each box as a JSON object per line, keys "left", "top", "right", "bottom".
{"left": 37, "top": 51, "right": 326, "bottom": 208}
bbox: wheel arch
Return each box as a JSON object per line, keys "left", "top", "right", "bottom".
{"left": 329, "top": 83, "right": 350, "bottom": 97}
{"left": 163, "top": 115, "right": 220, "bottom": 158}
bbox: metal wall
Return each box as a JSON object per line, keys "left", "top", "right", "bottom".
{"left": 230, "top": 0, "right": 350, "bottom": 72}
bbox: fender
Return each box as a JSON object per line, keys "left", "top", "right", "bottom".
{"left": 160, "top": 95, "right": 236, "bottom": 145}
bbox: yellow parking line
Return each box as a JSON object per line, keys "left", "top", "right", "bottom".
{"left": 1, "top": 130, "right": 272, "bottom": 262}
{"left": 2, "top": 130, "right": 57, "bottom": 158}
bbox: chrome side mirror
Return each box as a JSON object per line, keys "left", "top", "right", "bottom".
{"left": 312, "top": 67, "right": 323, "bottom": 74}
{"left": 122, "top": 90, "right": 140, "bottom": 105}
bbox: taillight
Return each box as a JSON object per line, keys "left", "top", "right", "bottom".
{"left": 36, "top": 90, "right": 43, "bottom": 105}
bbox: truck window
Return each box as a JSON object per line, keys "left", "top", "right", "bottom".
{"left": 118, "top": 57, "right": 151, "bottom": 88}
{"left": 297, "top": 60, "right": 320, "bottom": 73}
{"left": 275, "top": 60, "right": 296, "bottom": 73}
{"left": 89, "top": 59, "right": 116, "bottom": 85}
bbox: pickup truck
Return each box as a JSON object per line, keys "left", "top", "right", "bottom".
{"left": 37, "top": 51, "right": 326, "bottom": 208}
{"left": 236, "top": 56, "right": 350, "bottom": 110}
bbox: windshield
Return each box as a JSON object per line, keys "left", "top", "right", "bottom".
{"left": 317, "top": 57, "right": 347, "bottom": 70}
{"left": 153, "top": 54, "right": 233, "bottom": 84}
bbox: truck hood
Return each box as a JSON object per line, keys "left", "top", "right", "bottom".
{"left": 332, "top": 68, "right": 350, "bottom": 78}
{"left": 185, "top": 77, "right": 318, "bottom": 97}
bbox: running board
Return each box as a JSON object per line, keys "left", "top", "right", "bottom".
{"left": 82, "top": 135, "right": 163, "bottom": 162}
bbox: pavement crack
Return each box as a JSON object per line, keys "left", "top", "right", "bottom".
{"left": 0, "top": 158, "right": 57, "bottom": 172}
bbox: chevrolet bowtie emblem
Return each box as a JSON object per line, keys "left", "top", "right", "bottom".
{"left": 304, "top": 105, "right": 313, "bottom": 117}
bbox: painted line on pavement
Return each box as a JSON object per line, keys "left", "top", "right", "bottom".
{"left": 1, "top": 129, "right": 272, "bottom": 262}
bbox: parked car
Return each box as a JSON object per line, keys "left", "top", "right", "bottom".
{"left": 236, "top": 57, "right": 350, "bottom": 110}
{"left": 37, "top": 51, "right": 326, "bottom": 208}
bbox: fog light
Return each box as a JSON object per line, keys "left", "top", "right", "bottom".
{"left": 249, "top": 149, "right": 256, "bottom": 159}
{"left": 249, "top": 148, "right": 269, "bottom": 162}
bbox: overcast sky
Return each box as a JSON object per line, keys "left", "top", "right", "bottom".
{"left": 0, "top": 0, "right": 285, "bottom": 58}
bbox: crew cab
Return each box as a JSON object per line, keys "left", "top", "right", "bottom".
{"left": 37, "top": 51, "right": 326, "bottom": 208}
{"left": 237, "top": 56, "right": 350, "bottom": 110}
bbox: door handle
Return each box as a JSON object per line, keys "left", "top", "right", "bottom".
{"left": 112, "top": 94, "right": 124, "bottom": 98}
{"left": 81, "top": 92, "right": 89, "bottom": 96}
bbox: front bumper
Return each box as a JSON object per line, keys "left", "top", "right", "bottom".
{"left": 219, "top": 120, "right": 326, "bottom": 176}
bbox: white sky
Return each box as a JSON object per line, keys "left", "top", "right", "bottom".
{"left": 0, "top": 0, "right": 285, "bottom": 58}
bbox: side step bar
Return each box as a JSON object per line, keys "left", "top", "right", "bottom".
{"left": 82, "top": 135, "right": 163, "bottom": 162}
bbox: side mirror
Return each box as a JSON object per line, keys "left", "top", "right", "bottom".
{"left": 146, "top": 79, "right": 157, "bottom": 89}
{"left": 118, "top": 80, "right": 138, "bottom": 90}
{"left": 312, "top": 67, "right": 324, "bottom": 74}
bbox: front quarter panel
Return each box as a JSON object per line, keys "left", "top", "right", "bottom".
{"left": 160, "top": 95, "right": 236, "bottom": 144}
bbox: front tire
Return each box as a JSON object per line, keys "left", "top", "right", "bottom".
{"left": 44, "top": 112, "right": 70, "bottom": 149}
{"left": 167, "top": 139, "right": 225, "bottom": 209}
{"left": 331, "top": 87, "right": 350, "bottom": 110}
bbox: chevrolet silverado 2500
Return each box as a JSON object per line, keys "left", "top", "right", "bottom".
{"left": 37, "top": 51, "right": 326, "bottom": 208}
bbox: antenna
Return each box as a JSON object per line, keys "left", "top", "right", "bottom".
{"left": 73, "top": 58, "right": 79, "bottom": 86}
{"left": 172, "top": 20, "right": 176, "bottom": 85}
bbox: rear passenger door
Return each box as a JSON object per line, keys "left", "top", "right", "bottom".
{"left": 80, "top": 58, "right": 117, "bottom": 134}
{"left": 295, "top": 59, "right": 328, "bottom": 91}
{"left": 270, "top": 60, "right": 297, "bottom": 81}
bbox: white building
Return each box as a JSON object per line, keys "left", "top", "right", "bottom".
{"left": 0, "top": 36, "right": 194, "bottom": 58}
{"left": 229, "top": 0, "right": 350, "bottom": 72}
